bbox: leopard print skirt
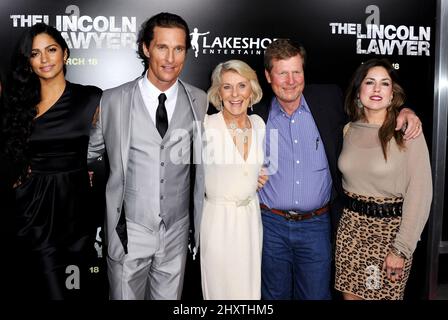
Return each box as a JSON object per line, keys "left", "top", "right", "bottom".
{"left": 334, "top": 192, "right": 413, "bottom": 300}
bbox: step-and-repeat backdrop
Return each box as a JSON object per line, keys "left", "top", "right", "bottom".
{"left": 0, "top": 0, "right": 435, "bottom": 126}
{"left": 0, "top": 0, "right": 436, "bottom": 299}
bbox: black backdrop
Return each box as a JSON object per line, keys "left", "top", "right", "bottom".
{"left": 0, "top": 0, "right": 437, "bottom": 301}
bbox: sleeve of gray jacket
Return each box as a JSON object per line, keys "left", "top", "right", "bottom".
{"left": 88, "top": 102, "right": 105, "bottom": 163}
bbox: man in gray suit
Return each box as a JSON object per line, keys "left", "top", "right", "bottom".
{"left": 88, "top": 12, "right": 207, "bottom": 300}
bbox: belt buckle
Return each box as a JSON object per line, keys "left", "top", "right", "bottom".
{"left": 286, "top": 210, "right": 298, "bottom": 221}
{"left": 287, "top": 210, "right": 299, "bottom": 220}
{"left": 288, "top": 210, "right": 310, "bottom": 221}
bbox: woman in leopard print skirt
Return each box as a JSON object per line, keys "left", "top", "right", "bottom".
{"left": 335, "top": 59, "right": 432, "bottom": 300}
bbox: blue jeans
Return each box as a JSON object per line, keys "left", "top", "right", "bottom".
{"left": 261, "top": 208, "right": 332, "bottom": 300}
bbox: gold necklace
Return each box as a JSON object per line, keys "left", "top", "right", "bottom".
{"left": 228, "top": 118, "right": 251, "bottom": 144}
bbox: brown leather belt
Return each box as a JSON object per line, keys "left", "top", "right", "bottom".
{"left": 260, "top": 203, "right": 329, "bottom": 221}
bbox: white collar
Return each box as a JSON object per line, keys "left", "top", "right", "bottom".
{"left": 141, "top": 71, "right": 179, "bottom": 101}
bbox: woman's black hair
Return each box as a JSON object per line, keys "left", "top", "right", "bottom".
{"left": 1, "top": 23, "right": 69, "bottom": 180}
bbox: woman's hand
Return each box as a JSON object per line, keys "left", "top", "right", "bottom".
{"left": 88, "top": 171, "right": 94, "bottom": 187}
{"left": 12, "top": 166, "right": 32, "bottom": 188}
{"left": 383, "top": 251, "right": 405, "bottom": 282}
{"left": 257, "top": 167, "right": 269, "bottom": 191}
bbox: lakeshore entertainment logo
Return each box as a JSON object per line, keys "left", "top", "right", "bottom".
{"left": 329, "top": 5, "right": 431, "bottom": 56}
{"left": 190, "top": 27, "right": 275, "bottom": 58}
{"left": 10, "top": 5, "right": 137, "bottom": 49}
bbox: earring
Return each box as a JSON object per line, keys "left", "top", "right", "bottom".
{"left": 356, "top": 98, "right": 363, "bottom": 109}
{"left": 249, "top": 97, "right": 253, "bottom": 112}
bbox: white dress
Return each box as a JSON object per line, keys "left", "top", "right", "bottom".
{"left": 200, "top": 112, "right": 265, "bottom": 300}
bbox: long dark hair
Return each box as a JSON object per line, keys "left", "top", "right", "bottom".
{"left": 345, "top": 58, "right": 406, "bottom": 160}
{"left": 1, "top": 23, "right": 70, "bottom": 180}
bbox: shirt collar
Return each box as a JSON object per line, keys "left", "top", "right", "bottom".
{"left": 141, "top": 71, "right": 179, "bottom": 101}
{"left": 270, "top": 94, "right": 310, "bottom": 119}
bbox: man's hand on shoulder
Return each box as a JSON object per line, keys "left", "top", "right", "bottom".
{"left": 396, "top": 108, "right": 422, "bottom": 140}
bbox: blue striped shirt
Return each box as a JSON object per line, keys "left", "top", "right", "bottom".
{"left": 258, "top": 96, "right": 332, "bottom": 211}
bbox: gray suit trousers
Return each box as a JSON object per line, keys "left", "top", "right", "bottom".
{"left": 107, "top": 215, "right": 189, "bottom": 300}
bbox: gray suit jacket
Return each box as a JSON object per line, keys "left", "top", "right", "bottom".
{"left": 88, "top": 76, "right": 207, "bottom": 261}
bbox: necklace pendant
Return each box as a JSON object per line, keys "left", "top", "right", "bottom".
{"left": 243, "top": 135, "right": 248, "bottom": 144}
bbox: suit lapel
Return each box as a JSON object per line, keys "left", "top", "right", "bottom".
{"left": 179, "top": 80, "right": 203, "bottom": 166}
{"left": 304, "top": 88, "right": 326, "bottom": 140}
{"left": 120, "top": 78, "right": 141, "bottom": 176}
{"left": 179, "top": 80, "right": 199, "bottom": 121}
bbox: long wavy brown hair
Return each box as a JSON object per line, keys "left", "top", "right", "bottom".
{"left": 345, "top": 58, "right": 406, "bottom": 160}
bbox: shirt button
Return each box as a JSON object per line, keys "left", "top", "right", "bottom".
{"left": 294, "top": 140, "right": 298, "bottom": 144}
{"left": 291, "top": 120, "right": 295, "bottom": 123}
{"left": 296, "top": 181, "right": 300, "bottom": 184}
{"left": 160, "top": 195, "right": 164, "bottom": 200}
{"left": 295, "top": 201, "right": 299, "bottom": 204}
{"left": 161, "top": 162, "right": 164, "bottom": 166}
{"left": 161, "top": 145, "right": 164, "bottom": 150}
{"left": 160, "top": 179, "right": 164, "bottom": 183}
{"left": 296, "top": 160, "right": 300, "bottom": 164}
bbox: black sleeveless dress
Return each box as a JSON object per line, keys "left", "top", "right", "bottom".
{"left": 14, "top": 82, "right": 102, "bottom": 299}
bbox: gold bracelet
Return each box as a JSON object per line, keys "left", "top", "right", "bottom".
{"left": 390, "top": 246, "right": 407, "bottom": 259}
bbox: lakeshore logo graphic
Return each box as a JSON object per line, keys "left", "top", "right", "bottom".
{"left": 329, "top": 5, "right": 431, "bottom": 56}
{"left": 10, "top": 5, "right": 137, "bottom": 50}
{"left": 190, "top": 27, "right": 275, "bottom": 58}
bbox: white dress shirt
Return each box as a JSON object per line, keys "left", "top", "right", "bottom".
{"left": 138, "top": 71, "right": 179, "bottom": 125}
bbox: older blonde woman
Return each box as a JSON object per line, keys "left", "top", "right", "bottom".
{"left": 200, "top": 60, "right": 265, "bottom": 299}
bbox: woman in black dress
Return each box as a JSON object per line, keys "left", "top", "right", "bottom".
{"left": 1, "top": 23, "right": 102, "bottom": 299}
